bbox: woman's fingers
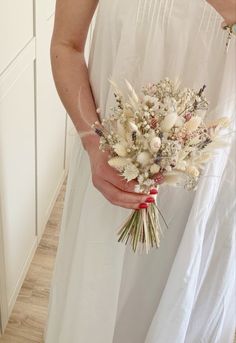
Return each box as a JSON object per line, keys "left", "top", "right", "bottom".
{"left": 102, "top": 163, "right": 151, "bottom": 194}
{"left": 104, "top": 166, "right": 139, "bottom": 193}
{"left": 90, "top": 152, "right": 159, "bottom": 209}
{"left": 96, "top": 179, "right": 154, "bottom": 209}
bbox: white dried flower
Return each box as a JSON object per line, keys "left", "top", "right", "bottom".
{"left": 141, "top": 139, "right": 149, "bottom": 150}
{"left": 149, "top": 137, "right": 162, "bottom": 153}
{"left": 122, "top": 163, "right": 139, "bottom": 181}
{"left": 123, "top": 107, "right": 134, "bottom": 116}
{"left": 186, "top": 165, "right": 200, "bottom": 177}
{"left": 176, "top": 160, "right": 187, "bottom": 170}
{"left": 125, "top": 131, "right": 135, "bottom": 145}
{"left": 137, "top": 151, "right": 152, "bottom": 166}
{"left": 128, "top": 121, "right": 139, "bottom": 133}
{"left": 188, "top": 136, "right": 201, "bottom": 145}
{"left": 184, "top": 116, "right": 202, "bottom": 132}
{"left": 125, "top": 79, "right": 139, "bottom": 103}
{"left": 143, "top": 179, "right": 155, "bottom": 187}
{"left": 150, "top": 164, "right": 161, "bottom": 174}
{"left": 195, "top": 96, "right": 201, "bottom": 103}
{"left": 114, "top": 143, "right": 127, "bottom": 157}
{"left": 117, "top": 119, "right": 126, "bottom": 138}
{"left": 160, "top": 112, "right": 178, "bottom": 131}
{"left": 163, "top": 132, "right": 169, "bottom": 140}
{"left": 108, "top": 157, "right": 130, "bottom": 171}
{"left": 143, "top": 95, "right": 159, "bottom": 111}
{"left": 109, "top": 79, "right": 124, "bottom": 98}
{"left": 138, "top": 175, "right": 144, "bottom": 183}
{"left": 175, "top": 116, "right": 185, "bottom": 127}
{"left": 165, "top": 166, "right": 172, "bottom": 172}
{"left": 134, "top": 184, "right": 141, "bottom": 193}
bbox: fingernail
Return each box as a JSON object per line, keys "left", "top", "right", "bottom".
{"left": 145, "top": 197, "right": 155, "bottom": 203}
{"left": 150, "top": 188, "right": 158, "bottom": 195}
{"left": 139, "top": 203, "right": 148, "bottom": 209}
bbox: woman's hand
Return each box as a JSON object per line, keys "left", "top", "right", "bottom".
{"left": 86, "top": 138, "right": 158, "bottom": 210}
{"left": 206, "top": 0, "right": 236, "bottom": 25}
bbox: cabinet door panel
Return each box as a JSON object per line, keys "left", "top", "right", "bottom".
{"left": 0, "top": 56, "right": 36, "bottom": 305}
{"left": 0, "top": 0, "right": 34, "bottom": 74}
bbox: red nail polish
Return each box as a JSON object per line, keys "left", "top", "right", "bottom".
{"left": 150, "top": 188, "right": 158, "bottom": 195}
{"left": 145, "top": 197, "right": 155, "bottom": 203}
{"left": 139, "top": 203, "right": 148, "bottom": 209}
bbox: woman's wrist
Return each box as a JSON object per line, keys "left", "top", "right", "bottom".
{"left": 81, "top": 132, "right": 100, "bottom": 156}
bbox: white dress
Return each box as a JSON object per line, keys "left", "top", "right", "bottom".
{"left": 44, "top": 1, "right": 236, "bottom": 342}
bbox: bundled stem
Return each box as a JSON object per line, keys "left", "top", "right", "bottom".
{"left": 117, "top": 197, "right": 168, "bottom": 254}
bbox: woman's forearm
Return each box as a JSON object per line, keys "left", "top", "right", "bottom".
{"left": 206, "top": 0, "right": 236, "bottom": 25}
{"left": 50, "top": 41, "right": 100, "bottom": 153}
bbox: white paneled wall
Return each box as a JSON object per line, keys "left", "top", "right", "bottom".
{"left": 35, "top": 1, "right": 69, "bottom": 238}
{"left": 0, "top": 0, "right": 37, "bottom": 331}
{"left": 0, "top": 0, "right": 96, "bottom": 334}
{"left": 0, "top": 41, "right": 37, "bottom": 313}
{"left": 0, "top": 0, "right": 34, "bottom": 75}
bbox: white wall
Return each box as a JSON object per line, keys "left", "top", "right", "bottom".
{"left": 0, "top": 0, "right": 37, "bottom": 327}
{"left": 0, "top": 0, "right": 96, "bottom": 334}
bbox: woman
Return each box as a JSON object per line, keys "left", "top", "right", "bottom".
{"left": 44, "top": 0, "right": 236, "bottom": 342}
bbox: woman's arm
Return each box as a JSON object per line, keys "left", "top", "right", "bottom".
{"left": 206, "top": 0, "right": 236, "bottom": 25}
{"left": 51, "top": 0, "right": 152, "bottom": 209}
{"left": 50, "top": 0, "right": 99, "bottom": 152}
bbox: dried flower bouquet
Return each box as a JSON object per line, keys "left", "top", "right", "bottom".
{"left": 92, "top": 77, "right": 230, "bottom": 254}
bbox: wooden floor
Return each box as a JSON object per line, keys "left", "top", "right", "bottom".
{"left": 0, "top": 178, "right": 67, "bottom": 343}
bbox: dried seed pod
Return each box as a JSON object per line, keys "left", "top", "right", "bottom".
{"left": 150, "top": 118, "right": 158, "bottom": 129}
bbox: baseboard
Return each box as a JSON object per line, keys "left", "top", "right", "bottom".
{"left": 37, "top": 168, "right": 68, "bottom": 243}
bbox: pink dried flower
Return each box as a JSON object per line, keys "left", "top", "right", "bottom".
{"left": 184, "top": 112, "right": 192, "bottom": 121}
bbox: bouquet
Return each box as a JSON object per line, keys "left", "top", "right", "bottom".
{"left": 92, "top": 77, "right": 230, "bottom": 254}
